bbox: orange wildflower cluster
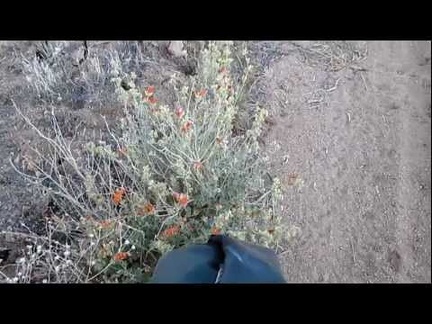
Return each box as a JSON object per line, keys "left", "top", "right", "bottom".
{"left": 113, "top": 252, "right": 129, "bottom": 262}
{"left": 138, "top": 202, "right": 156, "bottom": 216}
{"left": 175, "top": 106, "right": 185, "bottom": 119}
{"left": 287, "top": 173, "right": 299, "bottom": 186}
{"left": 143, "top": 86, "right": 158, "bottom": 105}
{"left": 147, "top": 96, "right": 158, "bottom": 105}
{"left": 84, "top": 215, "right": 95, "bottom": 223}
{"left": 194, "top": 88, "right": 207, "bottom": 98}
{"left": 98, "top": 219, "right": 114, "bottom": 230}
{"left": 161, "top": 225, "right": 181, "bottom": 238}
{"left": 181, "top": 120, "right": 193, "bottom": 133}
{"left": 172, "top": 192, "right": 189, "bottom": 208}
{"left": 112, "top": 187, "right": 126, "bottom": 205}
{"left": 144, "top": 85, "right": 155, "bottom": 97}
{"left": 117, "top": 146, "right": 128, "bottom": 157}
{"left": 218, "top": 67, "right": 228, "bottom": 74}
{"left": 192, "top": 161, "right": 203, "bottom": 171}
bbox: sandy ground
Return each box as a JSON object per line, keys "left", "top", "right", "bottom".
{"left": 257, "top": 41, "right": 431, "bottom": 283}
{"left": 0, "top": 41, "right": 430, "bottom": 282}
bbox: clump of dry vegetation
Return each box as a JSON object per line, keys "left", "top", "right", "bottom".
{"left": 0, "top": 41, "right": 289, "bottom": 283}
{"left": 293, "top": 41, "right": 368, "bottom": 71}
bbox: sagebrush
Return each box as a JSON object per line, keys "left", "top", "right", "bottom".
{"left": 2, "top": 41, "right": 289, "bottom": 283}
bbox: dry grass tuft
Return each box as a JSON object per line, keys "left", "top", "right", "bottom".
{"left": 292, "top": 41, "right": 368, "bottom": 72}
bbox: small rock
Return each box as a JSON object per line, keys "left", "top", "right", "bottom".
{"left": 120, "top": 79, "right": 132, "bottom": 91}
{"left": 167, "top": 41, "right": 187, "bottom": 58}
{"left": 388, "top": 249, "right": 401, "bottom": 272}
{"left": 71, "top": 42, "right": 88, "bottom": 66}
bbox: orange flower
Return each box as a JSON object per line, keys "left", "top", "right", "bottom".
{"left": 117, "top": 146, "right": 128, "bottom": 157}
{"left": 211, "top": 226, "right": 222, "bottom": 235}
{"left": 161, "top": 225, "right": 181, "bottom": 238}
{"left": 144, "top": 85, "right": 155, "bottom": 97}
{"left": 147, "top": 96, "right": 158, "bottom": 105}
{"left": 172, "top": 192, "right": 189, "bottom": 208}
{"left": 98, "top": 220, "right": 113, "bottom": 229}
{"left": 218, "top": 67, "right": 228, "bottom": 74}
{"left": 181, "top": 120, "right": 193, "bottom": 133}
{"left": 194, "top": 88, "right": 207, "bottom": 98}
{"left": 175, "top": 106, "right": 185, "bottom": 119}
{"left": 113, "top": 252, "right": 129, "bottom": 262}
{"left": 84, "top": 215, "right": 95, "bottom": 223}
{"left": 287, "top": 173, "right": 299, "bottom": 186}
{"left": 138, "top": 202, "right": 155, "bottom": 216}
{"left": 112, "top": 187, "right": 126, "bottom": 205}
{"left": 192, "top": 161, "right": 203, "bottom": 171}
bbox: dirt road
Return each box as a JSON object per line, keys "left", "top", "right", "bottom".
{"left": 258, "top": 41, "right": 431, "bottom": 282}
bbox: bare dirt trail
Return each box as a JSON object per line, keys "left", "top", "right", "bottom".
{"left": 260, "top": 41, "right": 431, "bottom": 282}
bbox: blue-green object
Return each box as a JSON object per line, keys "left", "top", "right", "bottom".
{"left": 151, "top": 235, "right": 286, "bottom": 283}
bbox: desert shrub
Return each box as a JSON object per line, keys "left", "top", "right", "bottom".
{"left": 4, "top": 41, "right": 287, "bottom": 283}
{"left": 21, "top": 41, "right": 154, "bottom": 108}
